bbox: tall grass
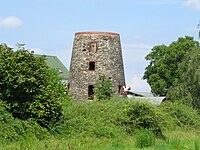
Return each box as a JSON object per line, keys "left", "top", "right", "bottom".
{"left": 0, "top": 98, "right": 200, "bottom": 149}
{"left": 1, "top": 133, "right": 199, "bottom": 150}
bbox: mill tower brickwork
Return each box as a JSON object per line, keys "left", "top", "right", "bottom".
{"left": 68, "top": 32, "right": 125, "bottom": 100}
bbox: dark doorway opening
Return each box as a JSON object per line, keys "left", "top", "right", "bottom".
{"left": 88, "top": 85, "right": 94, "bottom": 100}
{"left": 118, "top": 85, "right": 122, "bottom": 94}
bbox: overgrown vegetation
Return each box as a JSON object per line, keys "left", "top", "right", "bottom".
{"left": 1, "top": 39, "right": 200, "bottom": 149}
{"left": 0, "top": 101, "right": 50, "bottom": 142}
{"left": 134, "top": 129, "right": 155, "bottom": 148}
{"left": 0, "top": 44, "right": 70, "bottom": 128}
{"left": 0, "top": 99, "right": 200, "bottom": 149}
{"left": 160, "top": 102, "right": 200, "bottom": 129}
{"left": 120, "top": 101, "right": 166, "bottom": 138}
{"left": 94, "top": 75, "right": 114, "bottom": 100}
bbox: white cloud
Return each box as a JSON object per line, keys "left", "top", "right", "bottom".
{"left": 30, "top": 48, "right": 43, "bottom": 54}
{"left": 122, "top": 43, "right": 152, "bottom": 92}
{"left": 29, "top": 47, "right": 70, "bottom": 68}
{"left": 131, "top": 0, "right": 181, "bottom": 5}
{"left": 131, "top": 0, "right": 200, "bottom": 10}
{"left": 127, "top": 76, "right": 151, "bottom": 92}
{"left": 0, "top": 16, "right": 23, "bottom": 28}
{"left": 184, "top": 0, "right": 200, "bottom": 10}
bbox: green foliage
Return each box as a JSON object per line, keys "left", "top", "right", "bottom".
{"left": 135, "top": 129, "right": 155, "bottom": 148}
{"left": 0, "top": 101, "right": 50, "bottom": 142}
{"left": 52, "top": 99, "right": 125, "bottom": 138}
{"left": 54, "top": 99, "right": 200, "bottom": 140}
{"left": 121, "top": 101, "right": 165, "bottom": 138}
{"left": 0, "top": 133, "right": 199, "bottom": 150}
{"left": 195, "top": 140, "right": 200, "bottom": 150}
{"left": 143, "top": 36, "right": 199, "bottom": 96}
{"left": 168, "top": 47, "right": 200, "bottom": 109}
{"left": 0, "top": 44, "right": 69, "bottom": 127}
{"left": 94, "top": 75, "right": 114, "bottom": 100}
{"left": 160, "top": 102, "right": 200, "bottom": 129}
{"left": 0, "top": 98, "right": 200, "bottom": 149}
{"left": 0, "top": 101, "right": 19, "bottom": 141}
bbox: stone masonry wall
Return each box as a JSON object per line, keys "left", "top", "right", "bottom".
{"left": 68, "top": 32, "right": 125, "bottom": 101}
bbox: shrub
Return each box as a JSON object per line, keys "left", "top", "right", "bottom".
{"left": 94, "top": 75, "right": 114, "bottom": 100}
{"left": 0, "top": 44, "right": 69, "bottom": 128}
{"left": 0, "top": 102, "right": 19, "bottom": 141}
{"left": 120, "top": 100, "right": 165, "bottom": 138}
{"left": 0, "top": 101, "right": 50, "bottom": 142}
{"left": 160, "top": 102, "right": 200, "bottom": 129}
{"left": 195, "top": 140, "right": 200, "bottom": 150}
{"left": 135, "top": 129, "right": 155, "bottom": 148}
{"left": 52, "top": 99, "right": 126, "bottom": 138}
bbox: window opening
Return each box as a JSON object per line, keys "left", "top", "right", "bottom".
{"left": 89, "top": 61, "right": 95, "bottom": 70}
{"left": 89, "top": 43, "right": 97, "bottom": 52}
{"left": 88, "top": 85, "right": 94, "bottom": 100}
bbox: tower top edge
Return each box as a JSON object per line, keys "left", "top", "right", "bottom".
{"left": 75, "top": 32, "right": 120, "bottom": 36}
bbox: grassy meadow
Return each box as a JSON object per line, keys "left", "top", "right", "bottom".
{"left": 0, "top": 98, "right": 200, "bottom": 150}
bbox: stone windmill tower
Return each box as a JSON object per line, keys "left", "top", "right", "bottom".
{"left": 68, "top": 32, "right": 125, "bottom": 100}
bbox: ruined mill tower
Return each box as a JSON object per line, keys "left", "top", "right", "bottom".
{"left": 68, "top": 32, "right": 125, "bottom": 100}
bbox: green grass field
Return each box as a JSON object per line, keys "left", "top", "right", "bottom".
{"left": 0, "top": 98, "right": 200, "bottom": 150}
{"left": 1, "top": 130, "right": 199, "bottom": 150}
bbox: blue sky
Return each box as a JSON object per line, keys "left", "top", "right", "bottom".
{"left": 0, "top": 0, "right": 200, "bottom": 92}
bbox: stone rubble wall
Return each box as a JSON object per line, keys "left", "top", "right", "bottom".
{"left": 69, "top": 32, "right": 125, "bottom": 101}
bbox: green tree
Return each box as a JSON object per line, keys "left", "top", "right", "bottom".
{"left": 94, "top": 75, "right": 113, "bottom": 100}
{"left": 143, "top": 36, "right": 199, "bottom": 96}
{"left": 168, "top": 47, "right": 200, "bottom": 109}
{"left": 0, "top": 44, "right": 69, "bottom": 127}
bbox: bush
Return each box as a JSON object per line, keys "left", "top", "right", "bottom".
{"left": 0, "top": 103, "right": 19, "bottom": 141}
{"left": 94, "top": 75, "right": 114, "bottom": 100}
{"left": 120, "top": 100, "right": 165, "bottom": 138}
{"left": 160, "top": 102, "right": 200, "bottom": 129}
{"left": 52, "top": 99, "right": 127, "bottom": 138}
{"left": 135, "top": 129, "right": 155, "bottom": 148}
{"left": 0, "top": 44, "right": 69, "bottom": 128}
{"left": 0, "top": 101, "right": 50, "bottom": 142}
{"left": 195, "top": 140, "right": 200, "bottom": 150}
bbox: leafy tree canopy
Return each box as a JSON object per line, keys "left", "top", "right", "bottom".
{"left": 168, "top": 47, "right": 200, "bottom": 109}
{"left": 0, "top": 44, "right": 69, "bottom": 127}
{"left": 143, "top": 36, "right": 199, "bottom": 96}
